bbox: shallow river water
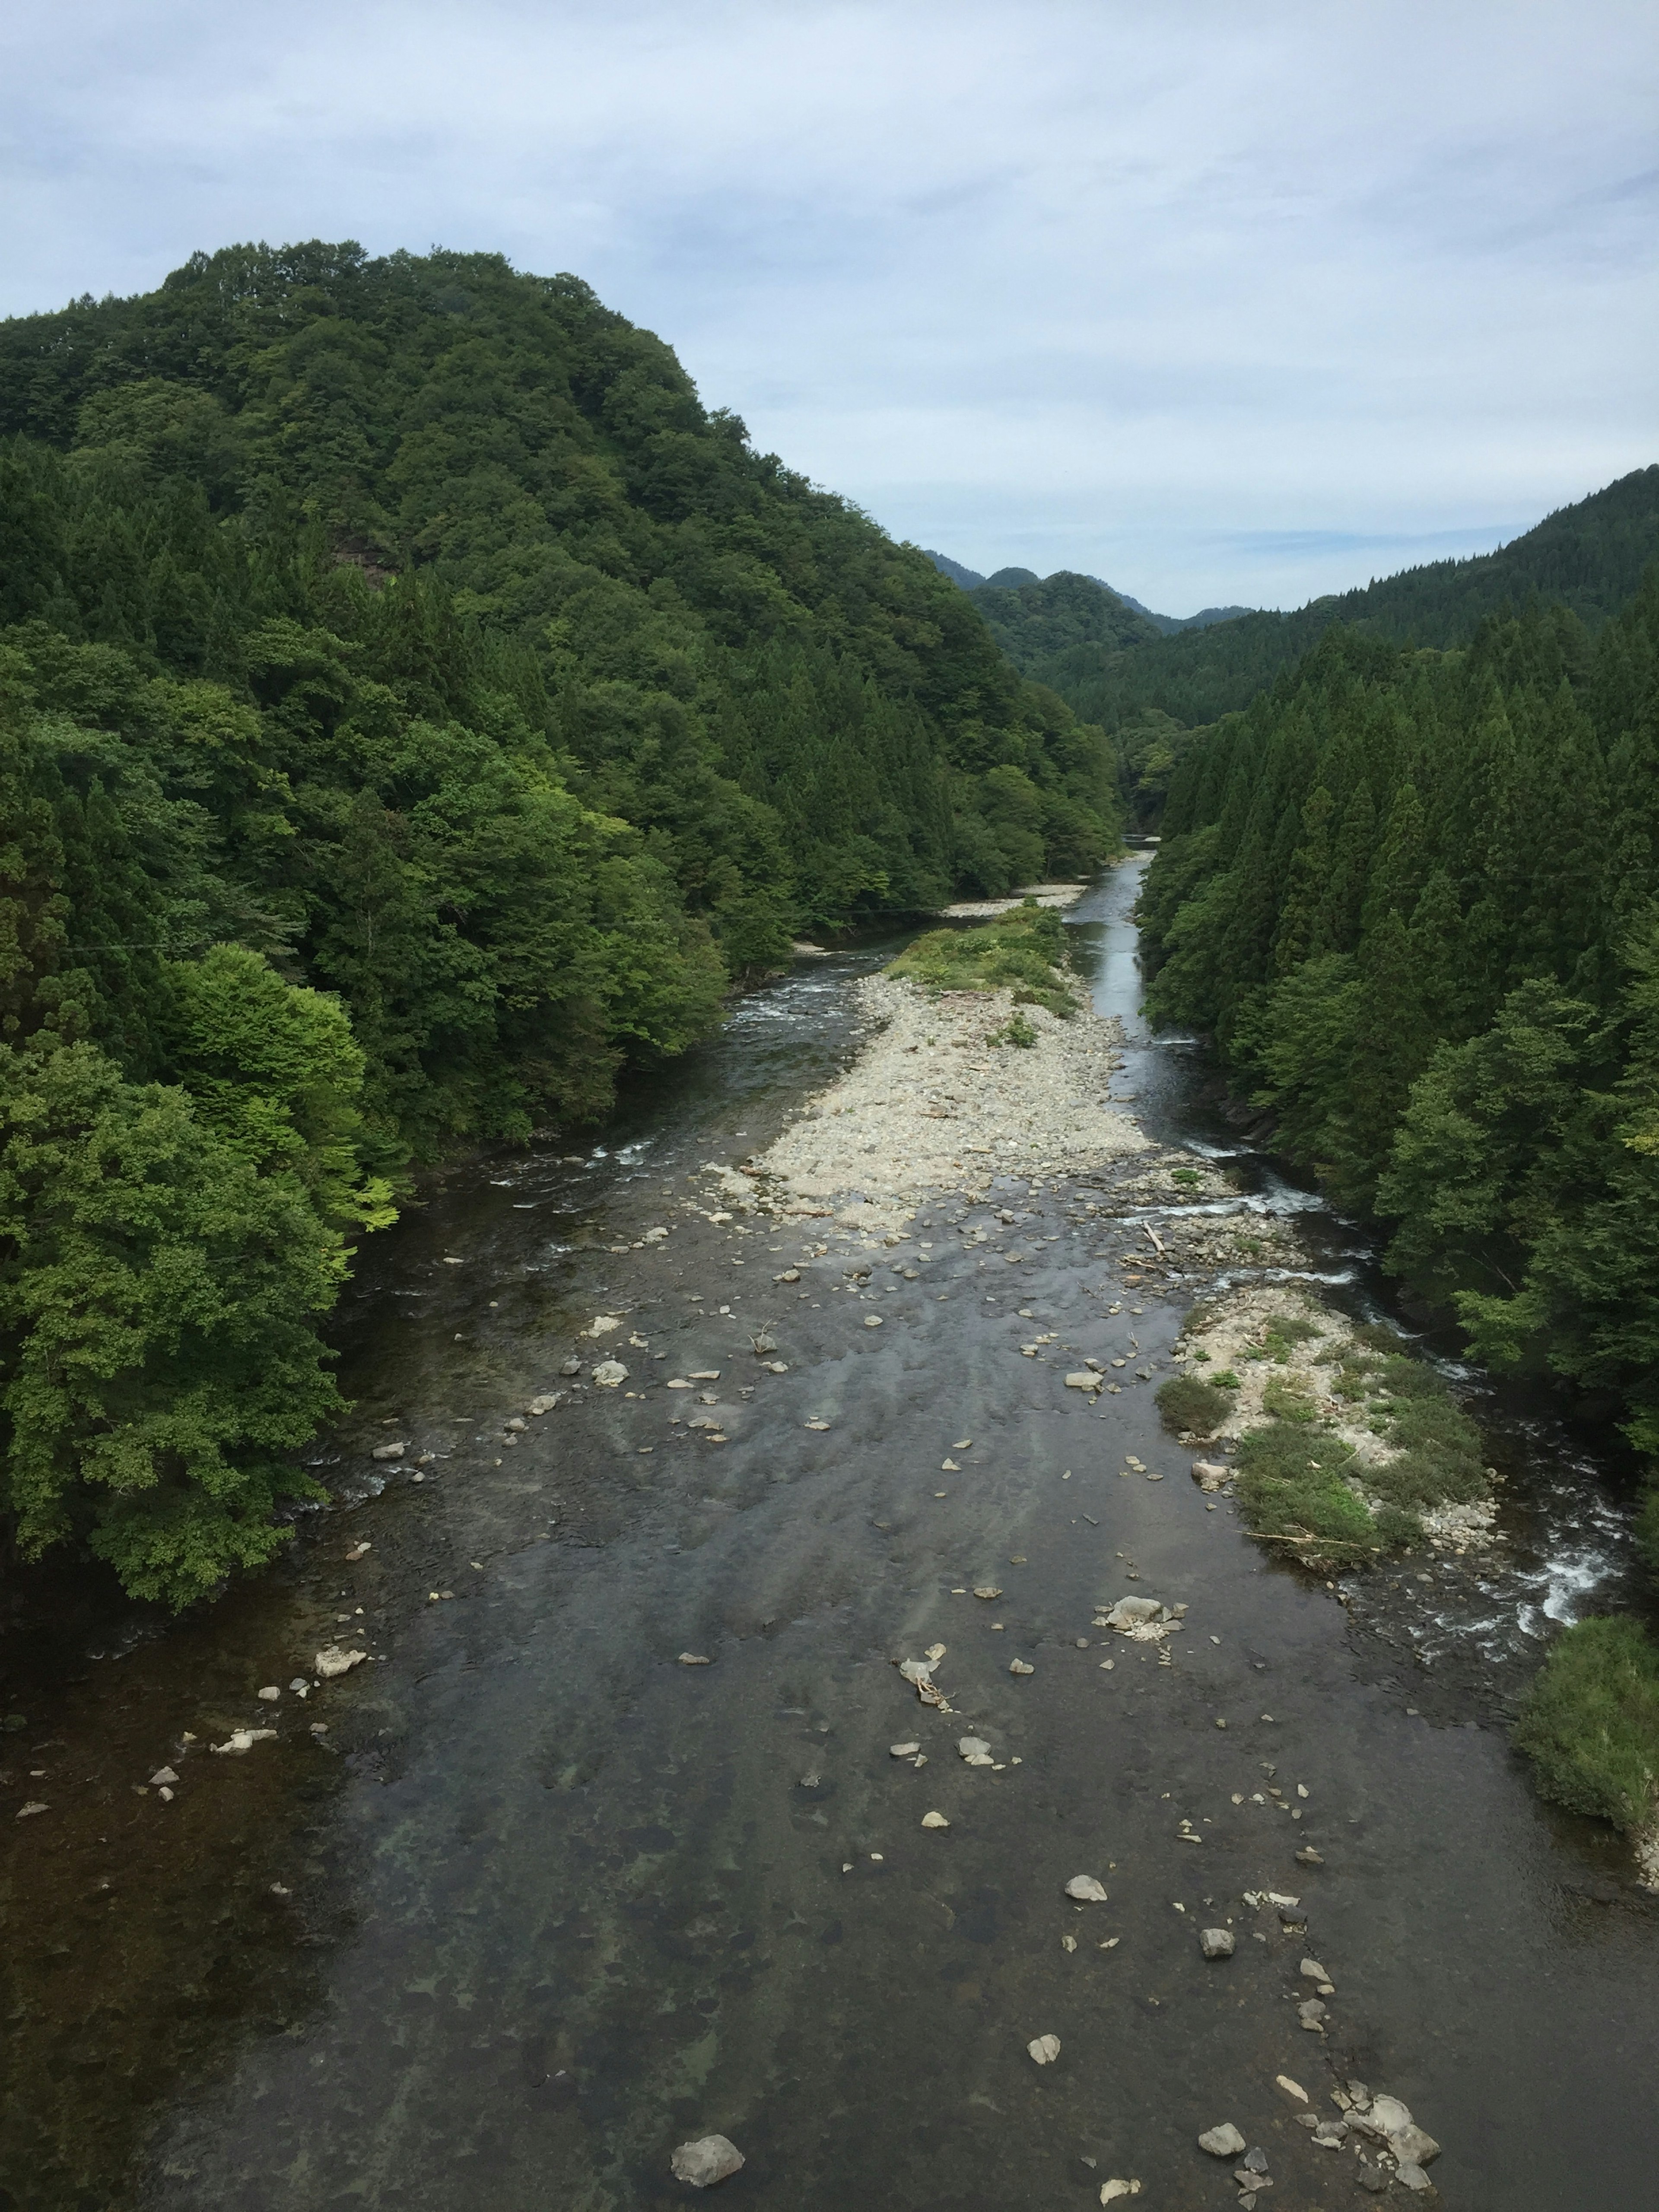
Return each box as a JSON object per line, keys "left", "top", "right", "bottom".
{"left": 2, "top": 855, "right": 1656, "bottom": 2212}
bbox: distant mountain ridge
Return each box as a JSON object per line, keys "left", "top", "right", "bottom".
{"left": 928, "top": 465, "right": 1659, "bottom": 735}
{"left": 920, "top": 549, "right": 1252, "bottom": 632}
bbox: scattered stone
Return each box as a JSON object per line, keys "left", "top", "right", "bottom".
{"left": 922, "top": 1811, "right": 950, "bottom": 1829}
{"left": 1274, "top": 2076, "right": 1308, "bottom": 2104}
{"left": 1199, "top": 1927, "right": 1235, "bottom": 1958}
{"left": 1297, "top": 1999, "right": 1327, "bottom": 2031}
{"left": 1027, "top": 2033, "right": 1061, "bottom": 2065}
{"left": 1009, "top": 1658, "right": 1035, "bottom": 1676}
{"left": 1065, "top": 1370, "right": 1103, "bottom": 1391}
{"left": 211, "top": 1729, "right": 277, "bottom": 1755}
{"left": 591, "top": 1359, "right": 629, "bottom": 1387}
{"left": 1300, "top": 1957, "right": 1334, "bottom": 1988}
{"left": 1395, "top": 2162, "right": 1434, "bottom": 2193}
{"left": 150, "top": 1767, "right": 179, "bottom": 1786}
{"left": 958, "top": 1735, "right": 993, "bottom": 1760}
{"left": 1192, "top": 1460, "right": 1229, "bottom": 1491}
{"left": 370, "top": 1440, "right": 406, "bottom": 1460}
{"left": 1198, "top": 2124, "right": 1247, "bottom": 2158}
{"left": 777, "top": 1268, "right": 801, "bottom": 1282}
{"left": 1294, "top": 1845, "right": 1324, "bottom": 1866}
{"left": 1389, "top": 2124, "right": 1440, "bottom": 2168}
{"left": 256, "top": 1686, "right": 281, "bottom": 1702}
{"left": 678, "top": 1653, "right": 712, "bottom": 1666}
{"left": 1099, "top": 2183, "right": 1141, "bottom": 2204}
{"left": 1103, "top": 1596, "right": 1163, "bottom": 1630}
{"left": 863, "top": 1314, "right": 882, "bottom": 1327}
{"left": 890, "top": 1742, "right": 921, "bottom": 1758}
{"left": 670, "top": 2134, "right": 745, "bottom": 2187}
{"left": 315, "top": 1645, "right": 367, "bottom": 1679}
{"left": 1065, "top": 1875, "right": 1109, "bottom": 1903}
{"left": 345, "top": 1541, "right": 372, "bottom": 1560}
{"left": 973, "top": 1586, "right": 1002, "bottom": 1600}
{"left": 560, "top": 1357, "right": 582, "bottom": 1376}
{"left": 16, "top": 1802, "right": 47, "bottom": 1819}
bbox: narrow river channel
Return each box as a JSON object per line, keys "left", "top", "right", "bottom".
{"left": 2, "top": 854, "right": 1655, "bottom": 2212}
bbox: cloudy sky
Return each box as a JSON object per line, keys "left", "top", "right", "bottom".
{"left": 3, "top": 0, "right": 1654, "bottom": 613}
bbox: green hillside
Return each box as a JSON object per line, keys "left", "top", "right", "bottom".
{"left": 0, "top": 239, "right": 1120, "bottom": 1604}
{"left": 1044, "top": 465, "right": 1659, "bottom": 735}
{"left": 969, "top": 568, "right": 1164, "bottom": 666}
{"left": 1140, "top": 584, "right": 1659, "bottom": 1449}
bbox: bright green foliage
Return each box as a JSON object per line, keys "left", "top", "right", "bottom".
{"left": 1141, "top": 580, "right": 1659, "bottom": 1451}
{"left": 0, "top": 241, "right": 1125, "bottom": 1597}
{"left": 1514, "top": 1617, "right": 1659, "bottom": 1832}
{"left": 162, "top": 944, "right": 396, "bottom": 1231}
{"left": 988, "top": 1012, "right": 1037, "bottom": 1049}
{"left": 886, "top": 901, "right": 1074, "bottom": 1016}
{"left": 0, "top": 1042, "right": 344, "bottom": 1606}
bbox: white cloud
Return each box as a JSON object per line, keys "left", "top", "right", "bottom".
{"left": 1, "top": 0, "right": 1653, "bottom": 610}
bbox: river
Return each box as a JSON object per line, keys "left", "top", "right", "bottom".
{"left": 1, "top": 852, "right": 1655, "bottom": 2212}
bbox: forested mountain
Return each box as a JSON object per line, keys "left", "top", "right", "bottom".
{"left": 922, "top": 549, "right": 1252, "bottom": 635}
{"left": 922, "top": 550, "right": 988, "bottom": 590}
{"left": 1042, "top": 466, "right": 1659, "bottom": 737}
{"left": 968, "top": 569, "right": 1164, "bottom": 664}
{"left": 1103, "top": 588, "right": 1255, "bottom": 637}
{"left": 0, "top": 238, "right": 1119, "bottom": 1604}
{"left": 1139, "top": 584, "right": 1659, "bottom": 1454}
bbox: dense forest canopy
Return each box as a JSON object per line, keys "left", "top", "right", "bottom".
{"left": 1138, "top": 582, "right": 1659, "bottom": 1456}
{"left": 928, "top": 471, "right": 1659, "bottom": 828}
{"left": 0, "top": 238, "right": 1122, "bottom": 1603}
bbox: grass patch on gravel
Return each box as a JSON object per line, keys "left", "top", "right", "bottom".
{"left": 1514, "top": 1616, "right": 1659, "bottom": 1833}
{"left": 1155, "top": 1375, "right": 1233, "bottom": 1437}
{"left": 1232, "top": 1423, "right": 1380, "bottom": 1558}
{"left": 886, "top": 902, "right": 1074, "bottom": 1017}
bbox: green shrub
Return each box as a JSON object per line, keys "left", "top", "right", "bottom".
{"left": 1367, "top": 1357, "right": 1487, "bottom": 1505}
{"left": 988, "top": 1012, "right": 1038, "bottom": 1049}
{"left": 1260, "top": 1313, "right": 1322, "bottom": 1363}
{"left": 1171, "top": 1166, "right": 1201, "bottom": 1186}
{"left": 1638, "top": 1483, "right": 1659, "bottom": 1579}
{"left": 1263, "top": 1376, "right": 1319, "bottom": 1423}
{"left": 1333, "top": 1356, "right": 1378, "bottom": 1401}
{"left": 1232, "top": 1422, "right": 1375, "bottom": 1554}
{"left": 1514, "top": 1617, "right": 1659, "bottom": 1831}
{"left": 1373, "top": 1503, "right": 1425, "bottom": 1548}
{"left": 1155, "top": 1375, "right": 1231, "bottom": 1436}
{"left": 1211, "top": 1369, "right": 1241, "bottom": 1389}
{"left": 887, "top": 903, "right": 1074, "bottom": 1016}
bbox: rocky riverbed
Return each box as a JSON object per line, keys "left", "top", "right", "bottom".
{"left": 2, "top": 861, "right": 1656, "bottom": 2211}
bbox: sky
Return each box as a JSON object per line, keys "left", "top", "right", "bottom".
{"left": 2, "top": 0, "right": 1655, "bottom": 614}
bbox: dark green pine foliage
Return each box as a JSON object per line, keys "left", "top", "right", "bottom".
{"left": 1015, "top": 467, "right": 1659, "bottom": 824}
{"left": 0, "top": 240, "right": 1122, "bottom": 1604}
{"left": 1142, "top": 579, "right": 1659, "bottom": 1450}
